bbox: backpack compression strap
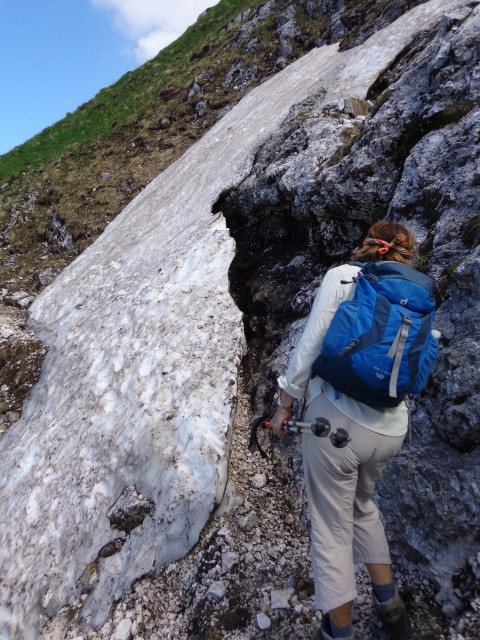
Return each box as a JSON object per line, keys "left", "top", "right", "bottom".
{"left": 387, "top": 315, "right": 412, "bottom": 398}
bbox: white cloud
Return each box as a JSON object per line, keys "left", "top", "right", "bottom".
{"left": 134, "top": 30, "right": 179, "bottom": 62}
{"left": 91, "top": 0, "right": 220, "bottom": 62}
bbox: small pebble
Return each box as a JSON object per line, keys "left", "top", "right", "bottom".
{"left": 256, "top": 612, "right": 271, "bottom": 630}
{"left": 251, "top": 474, "right": 267, "bottom": 489}
{"left": 206, "top": 580, "right": 227, "bottom": 602}
{"left": 112, "top": 618, "right": 132, "bottom": 640}
{"left": 271, "top": 588, "right": 294, "bottom": 609}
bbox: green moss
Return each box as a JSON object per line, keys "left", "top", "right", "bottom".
{"left": 425, "top": 101, "right": 474, "bottom": 131}
{"left": 0, "top": 402, "right": 10, "bottom": 413}
{"left": 328, "top": 126, "right": 364, "bottom": 166}
{"left": 295, "top": 6, "right": 329, "bottom": 50}
{"left": 66, "top": 607, "right": 77, "bottom": 623}
{"left": 77, "top": 561, "right": 99, "bottom": 594}
{"left": 445, "top": 260, "right": 462, "bottom": 279}
{"left": 82, "top": 562, "right": 98, "bottom": 580}
{"left": 7, "top": 223, "right": 27, "bottom": 244}
{"left": 413, "top": 253, "right": 432, "bottom": 274}
{"left": 369, "top": 89, "right": 393, "bottom": 118}
{"left": 462, "top": 215, "right": 480, "bottom": 248}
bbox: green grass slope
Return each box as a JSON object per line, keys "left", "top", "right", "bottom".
{"left": 0, "top": 0, "right": 333, "bottom": 291}
{"left": 0, "top": 0, "right": 256, "bottom": 181}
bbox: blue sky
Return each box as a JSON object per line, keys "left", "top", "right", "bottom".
{"left": 0, "top": 0, "right": 219, "bottom": 156}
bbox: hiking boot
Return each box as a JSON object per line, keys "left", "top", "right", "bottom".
{"left": 315, "top": 614, "right": 354, "bottom": 640}
{"left": 373, "top": 589, "right": 412, "bottom": 640}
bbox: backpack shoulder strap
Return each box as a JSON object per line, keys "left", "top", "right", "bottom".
{"left": 340, "top": 262, "right": 363, "bottom": 285}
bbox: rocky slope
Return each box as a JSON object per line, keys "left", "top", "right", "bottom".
{"left": 1, "top": 2, "right": 437, "bottom": 431}
{"left": 218, "top": 0, "right": 480, "bottom": 625}
{"left": 4, "top": 6, "right": 461, "bottom": 635}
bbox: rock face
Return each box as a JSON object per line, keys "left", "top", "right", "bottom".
{"left": 0, "top": 303, "right": 45, "bottom": 423}
{"left": 1, "top": 4, "right": 462, "bottom": 636}
{"left": 219, "top": 0, "right": 480, "bottom": 619}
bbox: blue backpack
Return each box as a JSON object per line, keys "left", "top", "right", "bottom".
{"left": 312, "top": 262, "right": 440, "bottom": 407}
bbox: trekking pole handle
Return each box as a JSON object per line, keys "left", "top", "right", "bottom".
{"left": 287, "top": 420, "right": 311, "bottom": 429}
{"left": 286, "top": 418, "right": 351, "bottom": 448}
{"left": 287, "top": 416, "right": 332, "bottom": 437}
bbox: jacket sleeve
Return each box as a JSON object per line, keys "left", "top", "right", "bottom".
{"left": 277, "top": 267, "right": 354, "bottom": 399}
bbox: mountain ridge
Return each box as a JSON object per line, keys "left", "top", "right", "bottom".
{"left": 0, "top": 0, "right": 429, "bottom": 292}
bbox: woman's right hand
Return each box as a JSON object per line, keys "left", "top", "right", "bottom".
{"left": 269, "top": 408, "right": 292, "bottom": 438}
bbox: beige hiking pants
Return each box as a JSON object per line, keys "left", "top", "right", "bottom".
{"left": 302, "top": 391, "right": 405, "bottom": 612}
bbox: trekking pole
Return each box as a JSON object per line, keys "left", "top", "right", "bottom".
{"left": 248, "top": 414, "right": 352, "bottom": 459}
{"left": 286, "top": 417, "right": 351, "bottom": 449}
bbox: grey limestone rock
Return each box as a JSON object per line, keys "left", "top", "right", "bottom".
{"left": 256, "top": 611, "right": 272, "bottom": 629}
{"left": 33, "top": 268, "right": 56, "bottom": 288}
{"left": 113, "top": 618, "right": 132, "bottom": 640}
{"left": 251, "top": 473, "right": 267, "bottom": 489}
{"left": 271, "top": 587, "right": 294, "bottom": 609}
{"left": 237, "top": 511, "right": 259, "bottom": 532}
{"left": 221, "top": 551, "right": 239, "bottom": 574}
{"left": 224, "top": 8, "right": 253, "bottom": 31}
{"left": 425, "top": 246, "right": 480, "bottom": 450}
{"left": 195, "top": 100, "right": 208, "bottom": 118}
{"left": 107, "top": 485, "right": 155, "bottom": 534}
{"left": 45, "top": 212, "right": 76, "bottom": 254}
{"left": 206, "top": 580, "right": 227, "bottom": 602}
{"left": 221, "top": 0, "right": 480, "bottom": 621}
{"left": 277, "top": 6, "right": 300, "bottom": 57}
{"left": 188, "top": 80, "right": 203, "bottom": 99}
{"left": 223, "top": 61, "right": 258, "bottom": 91}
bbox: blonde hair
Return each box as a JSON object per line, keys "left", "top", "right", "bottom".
{"left": 352, "top": 220, "right": 416, "bottom": 265}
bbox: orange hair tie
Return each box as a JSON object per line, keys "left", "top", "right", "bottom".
{"left": 362, "top": 236, "right": 414, "bottom": 256}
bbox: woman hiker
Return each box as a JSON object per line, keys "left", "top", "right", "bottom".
{"left": 269, "top": 220, "right": 416, "bottom": 640}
